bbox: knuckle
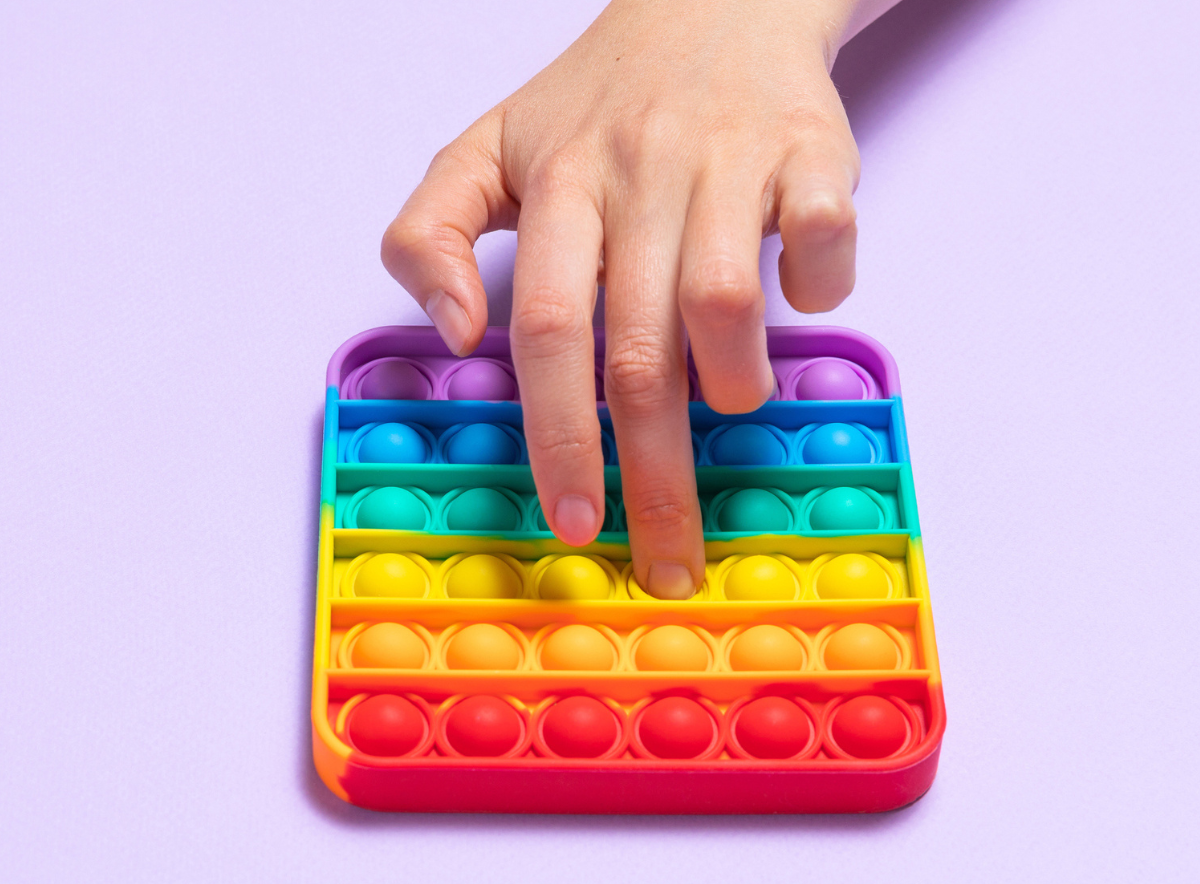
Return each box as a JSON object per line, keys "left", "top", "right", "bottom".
{"left": 679, "top": 261, "right": 762, "bottom": 324}
{"left": 528, "top": 422, "right": 599, "bottom": 464}
{"left": 780, "top": 190, "right": 857, "bottom": 240}
{"left": 511, "top": 288, "right": 588, "bottom": 345}
{"left": 626, "top": 487, "right": 693, "bottom": 533}
{"left": 381, "top": 213, "right": 439, "bottom": 265}
{"left": 526, "top": 148, "right": 591, "bottom": 201}
{"left": 605, "top": 333, "right": 678, "bottom": 401}
{"left": 610, "top": 107, "right": 684, "bottom": 166}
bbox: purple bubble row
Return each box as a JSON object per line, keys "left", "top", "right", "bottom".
{"left": 342, "top": 354, "right": 879, "bottom": 403}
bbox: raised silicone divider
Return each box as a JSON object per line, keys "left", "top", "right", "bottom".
{"left": 327, "top": 326, "right": 902, "bottom": 402}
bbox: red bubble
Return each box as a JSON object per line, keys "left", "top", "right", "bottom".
{"left": 444, "top": 695, "right": 523, "bottom": 757}
{"left": 734, "top": 697, "right": 811, "bottom": 759}
{"left": 830, "top": 696, "right": 909, "bottom": 759}
{"left": 346, "top": 694, "right": 427, "bottom": 756}
{"left": 542, "top": 696, "right": 619, "bottom": 758}
{"left": 638, "top": 697, "right": 715, "bottom": 759}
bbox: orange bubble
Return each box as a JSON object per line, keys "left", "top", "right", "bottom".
{"left": 824, "top": 623, "right": 898, "bottom": 670}
{"left": 634, "top": 625, "right": 709, "bottom": 671}
{"left": 540, "top": 625, "right": 615, "bottom": 671}
{"left": 729, "top": 625, "right": 805, "bottom": 671}
{"left": 445, "top": 623, "right": 521, "bottom": 670}
{"left": 350, "top": 623, "right": 427, "bottom": 668}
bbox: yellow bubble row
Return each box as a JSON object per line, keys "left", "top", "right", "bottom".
{"left": 338, "top": 550, "right": 906, "bottom": 603}
{"left": 337, "top": 619, "right": 914, "bottom": 673}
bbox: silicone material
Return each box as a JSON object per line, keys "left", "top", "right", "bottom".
{"left": 312, "top": 325, "right": 945, "bottom": 814}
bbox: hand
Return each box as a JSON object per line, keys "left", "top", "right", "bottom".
{"left": 382, "top": 0, "right": 891, "bottom": 598}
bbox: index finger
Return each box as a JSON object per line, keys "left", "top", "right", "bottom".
{"left": 510, "top": 161, "right": 607, "bottom": 547}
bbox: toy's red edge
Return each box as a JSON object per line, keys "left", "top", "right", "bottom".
{"left": 314, "top": 685, "right": 944, "bottom": 814}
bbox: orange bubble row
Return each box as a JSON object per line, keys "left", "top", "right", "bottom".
{"left": 334, "top": 691, "right": 924, "bottom": 763}
{"left": 341, "top": 550, "right": 907, "bottom": 602}
{"left": 337, "top": 619, "right": 913, "bottom": 673}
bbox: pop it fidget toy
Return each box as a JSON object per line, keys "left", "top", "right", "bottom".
{"left": 312, "top": 325, "right": 945, "bottom": 813}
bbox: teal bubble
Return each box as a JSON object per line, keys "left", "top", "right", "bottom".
{"left": 445, "top": 488, "right": 523, "bottom": 531}
{"left": 807, "top": 486, "right": 882, "bottom": 530}
{"left": 716, "top": 488, "right": 792, "bottom": 532}
{"left": 355, "top": 486, "right": 430, "bottom": 530}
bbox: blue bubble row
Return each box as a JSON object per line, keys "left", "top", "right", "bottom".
{"left": 339, "top": 419, "right": 891, "bottom": 467}
{"left": 697, "top": 421, "right": 888, "bottom": 467}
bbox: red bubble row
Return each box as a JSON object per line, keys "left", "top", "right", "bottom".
{"left": 336, "top": 691, "right": 923, "bottom": 764}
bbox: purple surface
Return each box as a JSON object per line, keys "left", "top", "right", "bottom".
{"left": 1, "top": 0, "right": 1198, "bottom": 881}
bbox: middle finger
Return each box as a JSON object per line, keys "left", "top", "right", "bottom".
{"left": 602, "top": 174, "right": 705, "bottom": 600}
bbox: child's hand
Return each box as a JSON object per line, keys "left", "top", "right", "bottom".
{"left": 382, "top": 0, "right": 890, "bottom": 598}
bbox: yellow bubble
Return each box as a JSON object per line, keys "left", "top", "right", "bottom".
{"left": 824, "top": 623, "right": 898, "bottom": 670}
{"left": 350, "top": 622, "right": 426, "bottom": 669}
{"left": 354, "top": 554, "right": 428, "bottom": 598}
{"left": 634, "top": 625, "right": 709, "bottom": 671}
{"left": 814, "top": 554, "right": 890, "bottom": 600}
{"left": 729, "top": 624, "right": 805, "bottom": 671}
{"left": 445, "top": 554, "right": 523, "bottom": 599}
{"left": 445, "top": 623, "right": 521, "bottom": 670}
{"left": 723, "top": 555, "right": 798, "bottom": 601}
{"left": 540, "top": 624, "right": 615, "bottom": 671}
{"left": 537, "top": 556, "right": 611, "bottom": 600}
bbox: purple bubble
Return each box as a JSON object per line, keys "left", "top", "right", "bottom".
{"left": 358, "top": 360, "right": 432, "bottom": 400}
{"left": 446, "top": 360, "right": 517, "bottom": 401}
{"left": 793, "top": 361, "right": 864, "bottom": 401}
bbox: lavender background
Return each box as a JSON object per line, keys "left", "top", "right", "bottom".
{"left": 2, "top": 1, "right": 1198, "bottom": 881}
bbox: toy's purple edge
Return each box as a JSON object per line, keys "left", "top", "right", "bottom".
{"left": 326, "top": 325, "right": 900, "bottom": 397}
{"left": 763, "top": 325, "right": 901, "bottom": 396}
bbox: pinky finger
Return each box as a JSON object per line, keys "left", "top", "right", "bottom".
{"left": 776, "top": 126, "right": 860, "bottom": 314}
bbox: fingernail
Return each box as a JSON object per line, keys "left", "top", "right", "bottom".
{"left": 646, "top": 561, "right": 696, "bottom": 600}
{"left": 425, "top": 290, "right": 470, "bottom": 356}
{"left": 553, "top": 495, "right": 599, "bottom": 547}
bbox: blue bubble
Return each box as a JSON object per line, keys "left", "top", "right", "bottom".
{"left": 354, "top": 487, "right": 430, "bottom": 529}
{"left": 357, "top": 422, "right": 429, "bottom": 463}
{"left": 807, "top": 486, "right": 882, "bottom": 530}
{"left": 710, "top": 424, "right": 787, "bottom": 466}
{"left": 444, "top": 423, "right": 521, "bottom": 465}
{"left": 801, "top": 423, "right": 874, "bottom": 465}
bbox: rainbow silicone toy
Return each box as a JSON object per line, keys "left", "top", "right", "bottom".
{"left": 311, "top": 325, "right": 945, "bottom": 813}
